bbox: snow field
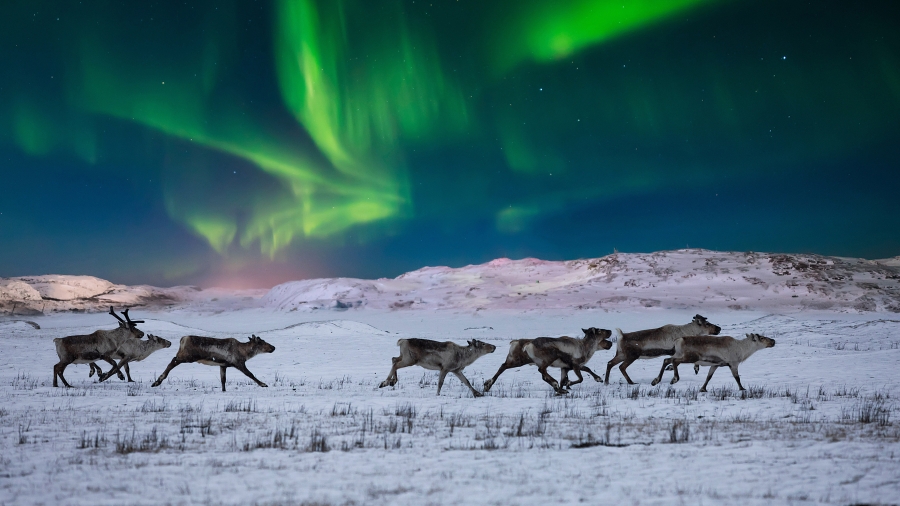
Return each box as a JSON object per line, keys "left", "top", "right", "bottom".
{"left": 1, "top": 308, "right": 899, "bottom": 505}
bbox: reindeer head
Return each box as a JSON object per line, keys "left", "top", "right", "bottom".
{"left": 746, "top": 333, "right": 775, "bottom": 348}
{"left": 147, "top": 334, "right": 172, "bottom": 349}
{"left": 467, "top": 339, "right": 496, "bottom": 354}
{"left": 109, "top": 306, "right": 145, "bottom": 338}
{"left": 692, "top": 314, "right": 721, "bottom": 335}
{"left": 248, "top": 334, "right": 275, "bottom": 354}
{"left": 582, "top": 327, "right": 613, "bottom": 350}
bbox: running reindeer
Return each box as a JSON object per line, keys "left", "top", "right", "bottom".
{"left": 484, "top": 327, "right": 612, "bottom": 393}
{"left": 523, "top": 328, "right": 613, "bottom": 394}
{"left": 151, "top": 335, "right": 275, "bottom": 392}
{"left": 605, "top": 315, "right": 721, "bottom": 384}
{"left": 651, "top": 333, "right": 775, "bottom": 391}
{"left": 52, "top": 307, "right": 148, "bottom": 387}
{"left": 379, "top": 339, "right": 496, "bottom": 397}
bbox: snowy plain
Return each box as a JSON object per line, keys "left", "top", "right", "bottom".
{"left": 1, "top": 250, "right": 899, "bottom": 505}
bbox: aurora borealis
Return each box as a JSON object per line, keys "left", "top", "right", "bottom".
{"left": 1, "top": 0, "right": 899, "bottom": 287}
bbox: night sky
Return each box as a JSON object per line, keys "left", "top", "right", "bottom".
{"left": 2, "top": 0, "right": 899, "bottom": 287}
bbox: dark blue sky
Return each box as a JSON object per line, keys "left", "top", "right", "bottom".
{"left": 1, "top": 0, "right": 899, "bottom": 287}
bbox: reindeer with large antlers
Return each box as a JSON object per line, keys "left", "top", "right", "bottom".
{"left": 52, "top": 307, "right": 145, "bottom": 388}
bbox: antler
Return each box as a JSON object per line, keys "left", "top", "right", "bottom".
{"left": 122, "top": 308, "right": 145, "bottom": 326}
{"left": 109, "top": 306, "right": 127, "bottom": 324}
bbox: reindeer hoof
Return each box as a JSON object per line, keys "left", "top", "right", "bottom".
{"left": 699, "top": 387, "right": 707, "bottom": 393}
{"left": 151, "top": 381, "right": 161, "bottom": 388}
{"left": 473, "top": 391, "right": 484, "bottom": 398}
{"left": 670, "top": 378, "right": 679, "bottom": 385}
{"left": 260, "top": 383, "right": 268, "bottom": 388}
{"left": 651, "top": 378, "right": 660, "bottom": 386}
{"left": 483, "top": 380, "right": 493, "bottom": 391}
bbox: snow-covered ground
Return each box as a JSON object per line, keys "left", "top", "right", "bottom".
{"left": 2, "top": 250, "right": 900, "bottom": 504}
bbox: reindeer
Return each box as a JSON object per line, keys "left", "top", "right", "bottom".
{"left": 523, "top": 328, "right": 613, "bottom": 394}
{"left": 604, "top": 314, "right": 721, "bottom": 385}
{"left": 651, "top": 333, "right": 775, "bottom": 391}
{"left": 52, "top": 307, "right": 144, "bottom": 388}
{"left": 97, "top": 334, "right": 172, "bottom": 382}
{"left": 379, "top": 339, "right": 496, "bottom": 397}
{"left": 483, "top": 328, "right": 611, "bottom": 392}
{"left": 88, "top": 331, "right": 162, "bottom": 382}
{"left": 151, "top": 335, "right": 275, "bottom": 392}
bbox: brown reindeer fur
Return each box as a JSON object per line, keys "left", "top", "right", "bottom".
{"left": 151, "top": 335, "right": 275, "bottom": 392}
{"left": 484, "top": 328, "right": 611, "bottom": 392}
{"left": 651, "top": 333, "right": 775, "bottom": 391}
{"left": 379, "top": 339, "right": 496, "bottom": 397}
{"left": 523, "top": 328, "right": 613, "bottom": 394}
{"left": 52, "top": 308, "right": 144, "bottom": 388}
{"left": 604, "top": 315, "right": 721, "bottom": 385}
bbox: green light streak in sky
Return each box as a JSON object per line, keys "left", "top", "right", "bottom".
{"left": 274, "top": 0, "right": 469, "bottom": 179}
{"left": 491, "top": 0, "right": 718, "bottom": 73}
{"left": 64, "top": 0, "right": 470, "bottom": 257}
{"left": 76, "top": 47, "right": 401, "bottom": 255}
{"left": 69, "top": 0, "right": 478, "bottom": 257}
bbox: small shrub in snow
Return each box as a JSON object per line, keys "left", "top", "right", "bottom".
{"left": 224, "top": 399, "right": 257, "bottom": 412}
{"left": 77, "top": 430, "right": 107, "bottom": 449}
{"left": 115, "top": 427, "right": 168, "bottom": 454}
{"left": 842, "top": 397, "right": 892, "bottom": 426}
{"left": 668, "top": 420, "right": 691, "bottom": 443}
{"left": 307, "top": 429, "right": 329, "bottom": 452}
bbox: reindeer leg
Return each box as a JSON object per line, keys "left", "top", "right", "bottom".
{"left": 694, "top": 363, "right": 701, "bottom": 375}
{"left": 436, "top": 369, "right": 449, "bottom": 396}
{"left": 700, "top": 366, "right": 719, "bottom": 392}
{"left": 54, "top": 362, "right": 72, "bottom": 388}
{"left": 537, "top": 365, "right": 565, "bottom": 394}
{"left": 151, "top": 358, "right": 183, "bottom": 387}
{"left": 619, "top": 357, "right": 638, "bottom": 385}
{"left": 453, "top": 371, "right": 483, "bottom": 398}
{"left": 670, "top": 360, "right": 681, "bottom": 385}
{"left": 567, "top": 367, "right": 585, "bottom": 387}
{"left": 220, "top": 366, "right": 227, "bottom": 392}
{"left": 581, "top": 366, "right": 604, "bottom": 382}
{"left": 560, "top": 368, "right": 571, "bottom": 388}
{"left": 100, "top": 357, "right": 125, "bottom": 381}
{"left": 234, "top": 364, "right": 268, "bottom": 388}
{"left": 604, "top": 354, "right": 624, "bottom": 384}
{"left": 727, "top": 364, "right": 744, "bottom": 391}
{"left": 379, "top": 355, "right": 409, "bottom": 388}
{"left": 89, "top": 363, "right": 99, "bottom": 378}
{"left": 124, "top": 362, "right": 134, "bottom": 383}
{"left": 483, "top": 363, "right": 510, "bottom": 392}
{"left": 99, "top": 358, "right": 130, "bottom": 383}
{"left": 651, "top": 358, "right": 672, "bottom": 386}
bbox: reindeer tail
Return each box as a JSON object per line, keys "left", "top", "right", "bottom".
{"left": 614, "top": 328, "right": 625, "bottom": 349}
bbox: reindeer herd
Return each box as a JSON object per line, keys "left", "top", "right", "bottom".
{"left": 52, "top": 308, "right": 775, "bottom": 396}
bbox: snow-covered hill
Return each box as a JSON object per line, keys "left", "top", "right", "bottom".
{"left": 0, "top": 275, "right": 264, "bottom": 315}
{"left": 265, "top": 249, "right": 900, "bottom": 313}
{"left": 3, "top": 249, "right": 899, "bottom": 315}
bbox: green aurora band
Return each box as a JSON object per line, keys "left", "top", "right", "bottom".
{"left": 1, "top": 0, "right": 899, "bottom": 277}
